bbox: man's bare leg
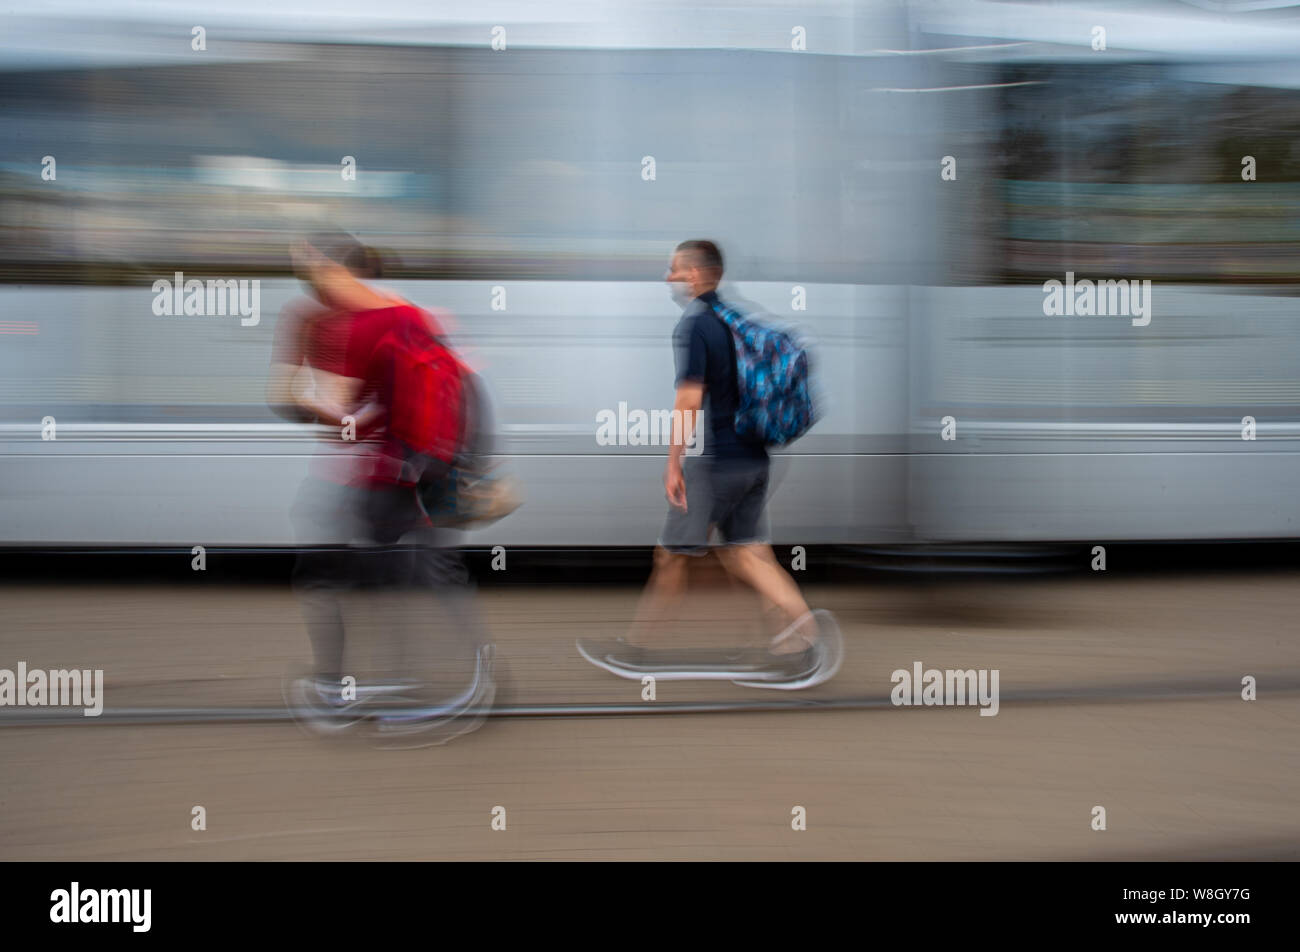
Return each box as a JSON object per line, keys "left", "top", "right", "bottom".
{"left": 626, "top": 546, "right": 691, "bottom": 646}
{"left": 714, "top": 543, "right": 815, "bottom": 654}
{"left": 710, "top": 548, "right": 778, "bottom": 645}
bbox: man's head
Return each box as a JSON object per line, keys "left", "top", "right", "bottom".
{"left": 305, "top": 230, "right": 380, "bottom": 272}
{"left": 292, "top": 231, "right": 385, "bottom": 307}
{"left": 667, "top": 239, "right": 724, "bottom": 306}
{"left": 292, "top": 232, "right": 390, "bottom": 312}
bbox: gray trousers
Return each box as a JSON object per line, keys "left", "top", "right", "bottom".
{"left": 290, "top": 476, "right": 483, "bottom": 683}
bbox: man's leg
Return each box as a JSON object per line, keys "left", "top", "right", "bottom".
{"left": 714, "top": 544, "right": 814, "bottom": 651}
{"left": 712, "top": 547, "right": 774, "bottom": 643}
{"left": 353, "top": 484, "right": 426, "bottom": 681}
{"left": 414, "top": 530, "right": 492, "bottom": 666}
{"left": 289, "top": 477, "right": 353, "bottom": 683}
{"left": 627, "top": 456, "right": 712, "bottom": 645}
{"left": 627, "top": 545, "right": 692, "bottom": 645}
{"left": 710, "top": 460, "right": 817, "bottom": 654}
{"left": 405, "top": 454, "right": 487, "bottom": 655}
{"left": 365, "top": 467, "right": 488, "bottom": 679}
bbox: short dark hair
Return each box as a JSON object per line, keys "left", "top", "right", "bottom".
{"left": 675, "top": 239, "right": 724, "bottom": 275}
{"left": 305, "top": 230, "right": 383, "bottom": 278}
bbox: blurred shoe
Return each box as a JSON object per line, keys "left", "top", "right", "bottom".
{"left": 762, "top": 643, "right": 822, "bottom": 680}
{"left": 733, "top": 610, "right": 844, "bottom": 690}
{"left": 768, "top": 610, "right": 819, "bottom": 654}
{"left": 371, "top": 645, "right": 497, "bottom": 749}
{"left": 576, "top": 637, "right": 637, "bottom": 677}
{"left": 355, "top": 679, "right": 424, "bottom": 698}
{"left": 283, "top": 676, "right": 368, "bottom": 736}
{"left": 577, "top": 637, "right": 762, "bottom": 680}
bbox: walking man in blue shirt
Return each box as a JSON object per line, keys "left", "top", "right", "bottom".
{"left": 579, "top": 240, "right": 841, "bottom": 688}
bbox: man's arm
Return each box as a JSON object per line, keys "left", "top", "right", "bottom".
{"left": 665, "top": 381, "right": 703, "bottom": 510}
{"left": 665, "top": 314, "right": 709, "bottom": 510}
{"left": 265, "top": 290, "right": 379, "bottom": 430}
{"left": 296, "top": 368, "right": 364, "bottom": 429}
{"left": 266, "top": 360, "right": 311, "bottom": 423}
{"left": 267, "top": 301, "right": 316, "bottom": 422}
{"left": 267, "top": 335, "right": 377, "bottom": 432}
{"left": 668, "top": 381, "right": 704, "bottom": 469}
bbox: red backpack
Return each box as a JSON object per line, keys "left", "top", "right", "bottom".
{"left": 372, "top": 313, "right": 469, "bottom": 468}
{"left": 367, "top": 305, "right": 518, "bottom": 525}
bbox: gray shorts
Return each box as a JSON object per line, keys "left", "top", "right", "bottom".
{"left": 659, "top": 457, "right": 771, "bottom": 554}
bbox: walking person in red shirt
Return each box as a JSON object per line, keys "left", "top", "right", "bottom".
{"left": 270, "top": 233, "right": 494, "bottom": 743}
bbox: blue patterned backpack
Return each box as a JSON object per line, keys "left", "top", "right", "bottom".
{"left": 710, "top": 300, "right": 818, "bottom": 447}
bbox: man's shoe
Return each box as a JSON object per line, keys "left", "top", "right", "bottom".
{"left": 283, "top": 676, "right": 368, "bottom": 736}
{"left": 371, "top": 646, "right": 498, "bottom": 749}
{"left": 578, "top": 637, "right": 767, "bottom": 680}
{"left": 733, "top": 610, "right": 844, "bottom": 690}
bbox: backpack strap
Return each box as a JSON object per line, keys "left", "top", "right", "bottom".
{"left": 708, "top": 299, "right": 735, "bottom": 325}
{"left": 707, "top": 300, "right": 745, "bottom": 394}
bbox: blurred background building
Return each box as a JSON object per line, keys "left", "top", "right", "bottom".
{"left": 2, "top": 0, "right": 1300, "bottom": 547}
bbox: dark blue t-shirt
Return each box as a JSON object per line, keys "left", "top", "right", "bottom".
{"left": 672, "top": 290, "right": 767, "bottom": 462}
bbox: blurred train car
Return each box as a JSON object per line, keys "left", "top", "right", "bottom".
{"left": 911, "top": 1, "right": 1300, "bottom": 541}
{"left": 1, "top": 0, "right": 1300, "bottom": 548}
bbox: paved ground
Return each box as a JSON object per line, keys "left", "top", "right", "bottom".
{"left": 2, "top": 564, "right": 1298, "bottom": 859}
